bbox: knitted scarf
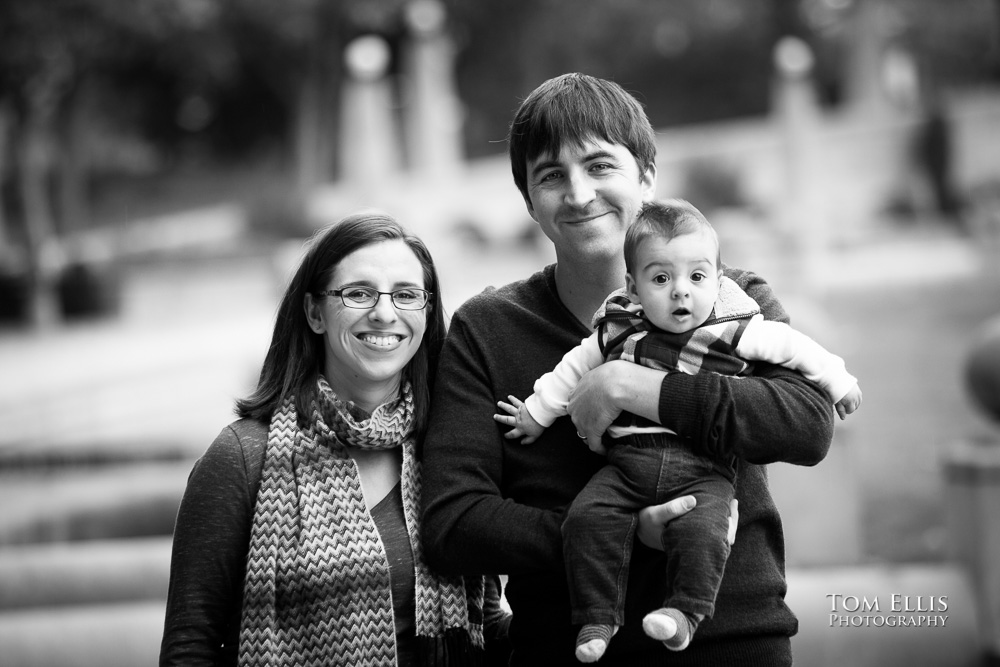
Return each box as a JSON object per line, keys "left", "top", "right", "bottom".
{"left": 238, "top": 376, "right": 485, "bottom": 667}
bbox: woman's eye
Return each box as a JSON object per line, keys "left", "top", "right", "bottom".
{"left": 394, "top": 290, "right": 418, "bottom": 303}
{"left": 343, "top": 288, "right": 373, "bottom": 302}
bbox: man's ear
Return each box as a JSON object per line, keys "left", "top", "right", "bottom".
{"left": 625, "top": 273, "right": 642, "bottom": 305}
{"left": 304, "top": 293, "right": 325, "bottom": 334}
{"left": 522, "top": 192, "right": 538, "bottom": 222}
{"left": 640, "top": 162, "right": 657, "bottom": 199}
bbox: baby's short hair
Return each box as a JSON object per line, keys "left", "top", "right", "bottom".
{"left": 624, "top": 199, "right": 720, "bottom": 274}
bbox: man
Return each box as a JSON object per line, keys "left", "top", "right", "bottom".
{"left": 421, "top": 72, "right": 833, "bottom": 666}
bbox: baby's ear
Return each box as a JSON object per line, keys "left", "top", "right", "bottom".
{"left": 624, "top": 273, "right": 642, "bottom": 304}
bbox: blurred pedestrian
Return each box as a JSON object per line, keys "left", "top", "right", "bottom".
{"left": 421, "top": 72, "right": 835, "bottom": 666}
{"left": 160, "top": 212, "right": 508, "bottom": 666}
{"left": 916, "top": 99, "right": 963, "bottom": 222}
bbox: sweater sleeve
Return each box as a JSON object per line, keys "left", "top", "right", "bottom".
{"left": 160, "top": 424, "right": 260, "bottom": 667}
{"left": 525, "top": 333, "right": 603, "bottom": 427}
{"left": 658, "top": 268, "right": 835, "bottom": 466}
{"left": 421, "top": 314, "right": 565, "bottom": 576}
{"left": 737, "top": 316, "right": 859, "bottom": 403}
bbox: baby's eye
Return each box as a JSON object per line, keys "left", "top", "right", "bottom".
{"left": 691, "top": 272, "right": 706, "bottom": 283}
{"left": 653, "top": 274, "right": 669, "bottom": 285}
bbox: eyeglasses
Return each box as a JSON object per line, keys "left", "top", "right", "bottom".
{"left": 316, "top": 286, "right": 432, "bottom": 310}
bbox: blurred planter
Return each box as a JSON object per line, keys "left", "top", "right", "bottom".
{"left": 246, "top": 190, "right": 316, "bottom": 240}
{"left": 57, "top": 260, "right": 122, "bottom": 320}
{"left": 0, "top": 268, "right": 31, "bottom": 324}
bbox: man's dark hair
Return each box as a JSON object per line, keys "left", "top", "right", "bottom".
{"left": 507, "top": 73, "right": 656, "bottom": 203}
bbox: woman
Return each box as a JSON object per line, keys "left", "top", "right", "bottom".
{"left": 160, "top": 212, "right": 507, "bottom": 666}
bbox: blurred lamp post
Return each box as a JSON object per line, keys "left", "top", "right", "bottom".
{"left": 773, "top": 36, "right": 827, "bottom": 295}
{"left": 339, "top": 34, "right": 402, "bottom": 199}
{"left": 402, "top": 0, "right": 464, "bottom": 181}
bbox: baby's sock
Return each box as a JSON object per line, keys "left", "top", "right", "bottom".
{"left": 641, "top": 607, "right": 700, "bottom": 651}
{"left": 574, "top": 623, "right": 618, "bottom": 663}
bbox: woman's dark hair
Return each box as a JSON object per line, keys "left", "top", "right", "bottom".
{"left": 236, "top": 211, "right": 447, "bottom": 439}
{"left": 507, "top": 72, "right": 657, "bottom": 203}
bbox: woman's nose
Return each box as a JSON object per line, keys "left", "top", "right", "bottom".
{"left": 368, "top": 293, "right": 398, "bottom": 322}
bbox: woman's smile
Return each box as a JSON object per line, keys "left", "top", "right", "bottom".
{"left": 357, "top": 332, "right": 406, "bottom": 348}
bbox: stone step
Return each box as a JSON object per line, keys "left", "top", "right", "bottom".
{"left": 0, "top": 537, "right": 171, "bottom": 609}
{"left": 0, "top": 565, "right": 983, "bottom": 667}
{"left": 0, "top": 600, "right": 163, "bottom": 667}
{"left": 0, "top": 439, "right": 189, "bottom": 470}
{"left": 0, "top": 461, "right": 191, "bottom": 545}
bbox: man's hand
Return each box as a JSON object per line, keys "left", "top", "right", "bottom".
{"left": 567, "top": 360, "right": 666, "bottom": 444}
{"left": 637, "top": 498, "right": 739, "bottom": 550}
{"left": 566, "top": 361, "right": 628, "bottom": 444}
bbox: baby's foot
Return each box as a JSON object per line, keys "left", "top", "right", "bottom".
{"left": 574, "top": 623, "right": 618, "bottom": 663}
{"left": 642, "top": 607, "right": 694, "bottom": 651}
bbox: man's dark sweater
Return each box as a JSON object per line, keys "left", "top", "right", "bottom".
{"left": 421, "top": 264, "right": 833, "bottom": 666}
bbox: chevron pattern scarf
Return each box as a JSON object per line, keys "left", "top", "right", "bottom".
{"left": 238, "top": 377, "right": 485, "bottom": 667}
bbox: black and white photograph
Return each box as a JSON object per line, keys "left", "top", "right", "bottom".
{"left": 1, "top": 1, "right": 999, "bottom": 666}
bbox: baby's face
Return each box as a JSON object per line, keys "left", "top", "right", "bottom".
{"left": 625, "top": 230, "right": 722, "bottom": 334}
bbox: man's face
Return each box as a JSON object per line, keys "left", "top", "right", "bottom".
{"left": 524, "top": 137, "right": 656, "bottom": 265}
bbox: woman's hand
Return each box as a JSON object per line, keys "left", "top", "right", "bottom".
{"left": 637, "top": 498, "right": 739, "bottom": 550}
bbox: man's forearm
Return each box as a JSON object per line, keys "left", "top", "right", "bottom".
{"left": 660, "top": 363, "right": 834, "bottom": 466}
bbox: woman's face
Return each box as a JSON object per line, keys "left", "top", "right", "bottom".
{"left": 305, "top": 239, "right": 428, "bottom": 408}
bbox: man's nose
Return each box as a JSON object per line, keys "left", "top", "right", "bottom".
{"left": 564, "top": 171, "right": 596, "bottom": 207}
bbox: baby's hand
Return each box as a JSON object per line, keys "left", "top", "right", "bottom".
{"left": 835, "top": 385, "right": 863, "bottom": 420}
{"left": 494, "top": 395, "right": 546, "bottom": 444}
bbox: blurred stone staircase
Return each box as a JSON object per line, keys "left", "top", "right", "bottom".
{"left": 0, "top": 444, "right": 191, "bottom": 667}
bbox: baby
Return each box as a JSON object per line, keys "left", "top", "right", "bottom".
{"left": 495, "top": 198, "right": 861, "bottom": 663}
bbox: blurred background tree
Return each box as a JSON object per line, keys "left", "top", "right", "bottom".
{"left": 0, "top": 0, "right": 997, "bottom": 327}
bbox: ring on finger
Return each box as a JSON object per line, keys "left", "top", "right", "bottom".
{"left": 577, "top": 431, "right": 587, "bottom": 440}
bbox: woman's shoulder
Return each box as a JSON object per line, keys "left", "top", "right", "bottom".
{"left": 212, "top": 418, "right": 268, "bottom": 452}
{"left": 205, "top": 418, "right": 269, "bottom": 487}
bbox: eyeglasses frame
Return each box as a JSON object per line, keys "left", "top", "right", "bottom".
{"left": 315, "top": 286, "right": 433, "bottom": 311}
